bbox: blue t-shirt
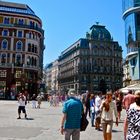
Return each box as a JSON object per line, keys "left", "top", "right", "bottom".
{"left": 63, "top": 97, "right": 83, "bottom": 129}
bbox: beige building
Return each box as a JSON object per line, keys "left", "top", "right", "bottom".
{"left": 45, "top": 60, "right": 59, "bottom": 94}
{"left": 58, "top": 24, "right": 123, "bottom": 94}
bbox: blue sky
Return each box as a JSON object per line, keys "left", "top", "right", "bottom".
{"left": 5, "top": 0, "right": 126, "bottom": 66}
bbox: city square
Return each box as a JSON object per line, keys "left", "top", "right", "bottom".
{"left": 0, "top": 101, "right": 125, "bottom": 140}
{"left": 0, "top": 1, "right": 140, "bottom": 140}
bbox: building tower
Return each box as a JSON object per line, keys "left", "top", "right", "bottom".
{"left": 0, "top": 1, "right": 45, "bottom": 99}
{"left": 122, "top": 0, "right": 140, "bottom": 83}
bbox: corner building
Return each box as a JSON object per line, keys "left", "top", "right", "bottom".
{"left": 58, "top": 24, "right": 123, "bottom": 94}
{"left": 0, "top": 1, "right": 44, "bottom": 99}
{"left": 122, "top": 0, "right": 140, "bottom": 83}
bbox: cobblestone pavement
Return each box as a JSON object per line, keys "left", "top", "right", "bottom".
{"left": 0, "top": 101, "right": 125, "bottom": 140}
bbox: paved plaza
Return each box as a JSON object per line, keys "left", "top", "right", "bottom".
{"left": 0, "top": 101, "right": 125, "bottom": 140}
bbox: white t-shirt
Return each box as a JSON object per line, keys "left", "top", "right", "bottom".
{"left": 18, "top": 96, "right": 26, "bottom": 106}
{"left": 100, "top": 101, "right": 118, "bottom": 121}
{"left": 95, "top": 96, "right": 102, "bottom": 112}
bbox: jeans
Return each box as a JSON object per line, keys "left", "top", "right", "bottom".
{"left": 91, "top": 112, "right": 95, "bottom": 126}
{"left": 65, "top": 129, "right": 80, "bottom": 140}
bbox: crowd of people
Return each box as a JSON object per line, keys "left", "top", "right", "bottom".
{"left": 60, "top": 89, "right": 140, "bottom": 140}
{"left": 16, "top": 89, "right": 140, "bottom": 140}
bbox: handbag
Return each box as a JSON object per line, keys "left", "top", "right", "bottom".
{"left": 80, "top": 113, "right": 89, "bottom": 131}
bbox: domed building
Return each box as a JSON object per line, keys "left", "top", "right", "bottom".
{"left": 58, "top": 24, "right": 123, "bottom": 94}
{"left": 0, "top": 1, "right": 45, "bottom": 99}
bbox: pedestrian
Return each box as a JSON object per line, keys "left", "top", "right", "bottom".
{"left": 115, "top": 91, "right": 123, "bottom": 121}
{"left": 31, "top": 94, "right": 37, "bottom": 108}
{"left": 95, "top": 92, "right": 102, "bottom": 130}
{"left": 84, "top": 91, "right": 91, "bottom": 118}
{"left": 100, "top": 91, "right": 118, "bottom": 140}
{"left": 60, "top": 89, "right": 83, "bottom": 140}
{"left": 17, "top": 92, "right": 27, "bottom": 119}
{"left": 122, "top": 90, "right": 135, "bottom": 140}
{"left": 90, "top": 94, "right": 95, "bottom": 127}
{"left": 36, "top": 94, "right": 42, "bottom": 108}
{"left": 122, "top": 90, "right": 135, "bottom": 110}
{"left": 124, "top": 90, "right": 140, "bottom": 140}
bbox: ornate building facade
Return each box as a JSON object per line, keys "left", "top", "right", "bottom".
{"left": 44, "top": 60, "right": 59, "bottom": 94}
{"left": 122, "top": 0, "right": 140, "bottom": 85}
{"left": 0, "top": 1, "right": 44, "bottom": 99}
{"left": 58, "top": 24, "right": 123, "bottom": 94}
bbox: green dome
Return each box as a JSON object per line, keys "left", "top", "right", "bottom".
{"left": 89, "top": 25, "right": 111, "bottom": 41}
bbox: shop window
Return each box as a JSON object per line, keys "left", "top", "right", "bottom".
{"left": 0, "top": 70, "right": 7, "bottom": 77}
{"left": 16, "top": 71, "right": 22, "bottom": 78}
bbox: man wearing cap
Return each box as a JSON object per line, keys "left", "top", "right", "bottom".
{"left": 60, "top": 89, "right": 83, "bottom": 140}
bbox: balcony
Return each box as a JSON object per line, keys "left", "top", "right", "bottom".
{"left": 14, "top": 24, "right": 44, "bottom": 34}
{"left": 0, "top": 23, "right": 44, "bottom": 34}
{"left": 0, "top": 63, "right": 40, "bottom": 71}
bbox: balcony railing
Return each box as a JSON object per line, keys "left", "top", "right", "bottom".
{"left": 0, "top": 23, "right": 44, "bottom": 34}
{"left": 14, "top": 24, "right": 44, "bottom": 34}
{"left": 0, "top": 63, "right": 40, "bottom": 70}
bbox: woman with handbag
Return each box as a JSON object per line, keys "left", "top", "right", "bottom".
{"left": 100, "top": 91, "right": 118, "bottom": 140}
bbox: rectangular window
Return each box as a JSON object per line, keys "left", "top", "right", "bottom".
{"left": 18, "top": 31, "right": 22, "bottom": 38}
{"left": 0, "top": 70, "right": 7, "bottom": 77}
{"left": 4, "top": 17, "right": 10, "bottom": 24}
{"left": 18, "top": 19, "right": 24, "bottom": 25}
{"left": 15, "top": 71, "right": 22, "bottom": 78}
{"left": 2, "top": 30, "right": 8, "bottom": 36}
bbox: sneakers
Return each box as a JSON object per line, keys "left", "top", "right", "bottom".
{"left": 17, "top": 117, "right": 21, "bottom": 119}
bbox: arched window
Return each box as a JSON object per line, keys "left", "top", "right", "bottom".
{"left": 34, "top": 58, "right": 37, "bottom": 66}
{"left": 34, "top": 46, "right": 37, "bottom": 53}
{"left": 16, "top": 54, "right": 22, "bottom": 66}
{"left": 32, "top": 44, "right": 34, "bottom": 52}
{"left": 2, "top": 30, "right": 8, "bottom": 36}
{"left": 31, "top": 57, "right": 34, "bottom": 65}
{"left": 28, "top": 43, "right": 31, "bottom": 52}
{"left": 29, "top": 32, "right": 32, "bottom": 39}
{"left": 18, "top": 19, "right": 24, "bottom": 25}
{"left": 2, "top": 40, "right": 8, "bottom": 49}
{"left": 27, "top": 56, "right": 30, "bottom": 65}
{"left": 1, "top": 53, "right": 6, "bottom": 64}
{"left": 16, "top": 41, "right": 23, "bottom": 51}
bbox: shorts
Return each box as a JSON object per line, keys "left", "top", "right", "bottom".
{"left": 101, "top": 119, "right": 113, "bottom": 133}
{"left": 18, "top": 106, "right": 26, "bottom": 114}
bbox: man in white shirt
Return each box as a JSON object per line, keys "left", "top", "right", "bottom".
{"left": 17, "top": 92, "right": 27, "bottom": 119}
{"left": 95, "top": 92, "right": 102, "bottom": 130}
